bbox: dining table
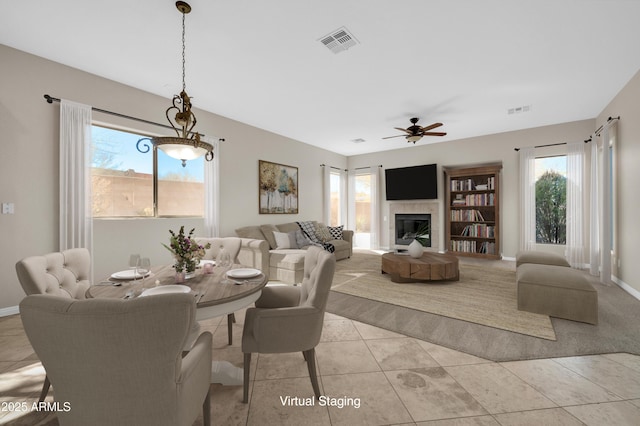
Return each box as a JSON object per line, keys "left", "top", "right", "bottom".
{"left": 87, "top": 262, "right": 268, "bottom": 385}
{"left": 87, "top": 262, "right": 267, "bottom": 320}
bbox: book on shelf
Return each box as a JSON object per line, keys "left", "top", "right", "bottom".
{"left": 460, "top": 224, "right": 495, "bottom": 238}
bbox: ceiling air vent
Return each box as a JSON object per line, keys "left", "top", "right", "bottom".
{"left": 508, "top": 104, "right": 532, "bottom": 115}
{"left": 319, "top": 26, "right": 359, "bottom": 54}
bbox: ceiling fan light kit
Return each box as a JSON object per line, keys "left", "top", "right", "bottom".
{"left": 383, "top": 117, "right": 447, "bottom": 144}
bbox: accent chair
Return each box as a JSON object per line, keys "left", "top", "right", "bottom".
{"left": 241, "top": 246, "right": 336, "bottom": 403}
{"left": 19, "top": 293, "right": 212, "bottom": 426}
{"left": 15, "top": 247, "right": 91, "bottom": 401}
{"left": 196, "top": 237, "right": 243, "bottom": 345}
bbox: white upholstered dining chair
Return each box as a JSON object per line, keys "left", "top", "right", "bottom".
{"left": 19, "top": 293, "right": 212, "bottom": 426}
{"left": 241, "top": 246, "right": 336, "bottom": 403}
{"left": 15, "top": 247, "right": 91, "bottom": 401}
{"left": 196, "top": 237, "right": 243, "bottom": 345}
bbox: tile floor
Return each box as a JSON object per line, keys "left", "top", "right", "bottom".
{"left": 2, "top": 303, "right": 640, "bottom": 425}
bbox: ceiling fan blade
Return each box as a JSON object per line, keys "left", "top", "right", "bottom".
{"left": 423, "top": 132, "right": 447, "bottom": 137}
{"left": 382, "top": 135, "right": 406, "bottom": 139}
{"left": 394, "top": 127, "right": 412, "bottom": 134}
{"left": 421, "top": 122, "right": 443, "bottom": 132}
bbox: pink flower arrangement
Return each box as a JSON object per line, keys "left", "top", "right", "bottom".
{"left": 162, "top": 226, "right": 211, "bottom": 273}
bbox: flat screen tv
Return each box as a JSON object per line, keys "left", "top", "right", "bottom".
{"left": 385, "top": 164, "right": 438, "bottom": 200}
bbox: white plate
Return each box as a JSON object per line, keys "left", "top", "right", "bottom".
{"left": 139, "top": 285, "right": 191, "bottom": 297}
{"left": 110, "top": 269, "right": 150, "bottom": 280}
{"left": 226, "top": 268, "right": 262, "bottom": 279}
{"left": 198, "top": 259, "right": 216, "bottom": 267}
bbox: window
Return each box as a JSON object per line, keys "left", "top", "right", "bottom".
{"left": 534, "top": 155, "right": 567, "bottom": 244}
{"left": 91, "top": 125, "right": 204, "bottom": 218}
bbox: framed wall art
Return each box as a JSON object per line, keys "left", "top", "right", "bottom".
{"left": 259, "top": 160, "right": 299, "bottom": 214}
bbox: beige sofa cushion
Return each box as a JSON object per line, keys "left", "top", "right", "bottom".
{"left": 277, "top": 222, "right": 304, "bottom": 233}
{"left": 269, "top": 249, "right": 307, "bottom": 271}
{"left": 235, "top": 226, "right": 266, "bottom": 241}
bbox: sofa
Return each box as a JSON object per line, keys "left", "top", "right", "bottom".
{"left": 235, "top": 221, "right": 353, "bottom": 284}
{"left": 515, "top": 250, "right": 598, "bottom": 324}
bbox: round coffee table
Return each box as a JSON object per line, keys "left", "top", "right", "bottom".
{"left": 381, "top": 252, "right": 459, "bottom": 283}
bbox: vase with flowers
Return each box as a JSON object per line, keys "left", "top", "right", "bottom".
{"left": 162, "top": 226, "right": 211, "bottom": 281}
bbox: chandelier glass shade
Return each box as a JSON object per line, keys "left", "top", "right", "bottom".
{"left": 140, "top": 1, "right": 213, "bottom": 167}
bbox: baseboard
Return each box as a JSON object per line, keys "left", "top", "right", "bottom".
{"left": 612, "top": 275, "right": 640, "bottom": 301}
{"left": 0, "top": 305, "right": 19, "bottom": 317}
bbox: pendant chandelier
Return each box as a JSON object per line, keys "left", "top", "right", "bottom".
{"left": 139, "top": 1, "right": 213, "bottom": 167}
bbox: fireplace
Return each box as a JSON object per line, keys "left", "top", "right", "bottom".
{"left": 395, "top": 214, "right": 431, "bottom": 246}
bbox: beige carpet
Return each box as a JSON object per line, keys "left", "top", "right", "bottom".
{"left": 332, "top": 252, "right": 556, "bottom": 340}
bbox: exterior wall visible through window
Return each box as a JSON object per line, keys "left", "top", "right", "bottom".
{"left": 91, "top": 125, "right": 204, "bottom": 218}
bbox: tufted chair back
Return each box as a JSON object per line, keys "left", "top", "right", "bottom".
{"left": 15, "top": 248, "right": 91, "bottom": 299}
{"left": 240, "top": 246, "right": 335, "bottom": 402}
{"left": 20, "top": 293, "right": 212, "bottom": 426}
{"left": 298, "top": 246, "right": 336, "bottom": 313}
{"left": 195, "top": 237, "right": 242, "bottom": 263}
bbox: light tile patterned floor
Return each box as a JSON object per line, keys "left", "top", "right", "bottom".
{"left": 2, "top": 307, "right": 640, "bottom": 425}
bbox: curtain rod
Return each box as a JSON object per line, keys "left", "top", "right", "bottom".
{"left": 43, "top": 94, "right": 214, "bottom": 139}
{"left": 320, "top": 164, "right": 346, "bottom": 171}
{"left": 320, "top": 164, "right": 382, "bottom": 171}
{"left": 591, "top": 115, "right": 621, "bottom": 140}
{"left": 513, "top": 116, "right": 620, "bottom": 151}
{"left": 514, "top": 140, "right": 589, "bottom": 152}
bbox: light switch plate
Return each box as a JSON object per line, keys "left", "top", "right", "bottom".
{"left": 2, "top": 203, "right": 14, "bottom": 214}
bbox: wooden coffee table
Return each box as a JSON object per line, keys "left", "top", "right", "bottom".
{"left": 381, "top": 252, "right": 459, "bottom": 283}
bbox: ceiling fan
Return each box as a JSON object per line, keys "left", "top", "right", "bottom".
{"left": 383, "top": 117, "right": 446, "bottom": 143}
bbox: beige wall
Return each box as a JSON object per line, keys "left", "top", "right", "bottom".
{"left": 597, "top": 69, "right": 640, "bottom": 294}
{"left": 0, "top": 44, "right": 345, "bottom": 310}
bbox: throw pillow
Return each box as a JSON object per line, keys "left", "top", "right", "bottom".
{"left": 315, "top": 224, "right": 333, "bottom": 243}
{"left": 273, "top": 231, "right": 298, "bottom": 249}
{"left": 259, "top": 224, "right": 279, "bottom": 249}
{"left": 297, "top": 221, "right": 322, "bottom": 244}
{"left": 295, "top": 230, "right": 312, "bottom": 248}
{"left": 327, "top": 225, "right": 344, "bottom": 240}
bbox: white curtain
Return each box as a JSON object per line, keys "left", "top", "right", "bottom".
{"left": 369, "top": 165, "right": 381, "bottom": 249}
{"left": 566, "top": 142, "right": 585, "bottom": 267}
{"left": 347, "top": 169, "right": 356, "bottom": 238}
{"left": 519, "top": 147, "right": 536, "bottom": 251}
{"left": 322, "top": 165, "right": 331, "bottom": 225}
{"left": 203, "top": 137, "right": 220, "bottom": 237}
{"left": 589, "top": 137, "right": 600, "bottom": 276}
{"left": 589, "top": 121, "right": 616, "bottom": 285}
{"left": 339, "top": 169, "right": 348, "bottom": 227}
{"left": 59, "top": 100, "right": 93, "bottom": 253}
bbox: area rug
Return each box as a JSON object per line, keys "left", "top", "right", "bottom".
{"left": 327, "top": 251, "right": 640, "bottom": 361}
{"left": 331, "top": 252, "right": 556, "bottom": 340}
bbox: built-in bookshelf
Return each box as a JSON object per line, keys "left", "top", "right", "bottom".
{"left": 444, "top": 164, "right": 502, "bottom": 259}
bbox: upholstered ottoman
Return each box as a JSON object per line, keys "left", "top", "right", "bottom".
{"left": 515, "top": 250, "right": 570, "bottom": 267}
{"left": 269, "top": 249, "right": 306, "bottom": 284}
{"left": 517, "top": 263, "right": 598, "bottom": 324}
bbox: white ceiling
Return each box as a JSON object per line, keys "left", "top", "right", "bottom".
{"left": 2, "top": 0, "right": 640, "bottom": 156}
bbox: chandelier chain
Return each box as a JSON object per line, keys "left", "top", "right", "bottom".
{"left": 181, "top": 11, "right": 186, "bottom": 92}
